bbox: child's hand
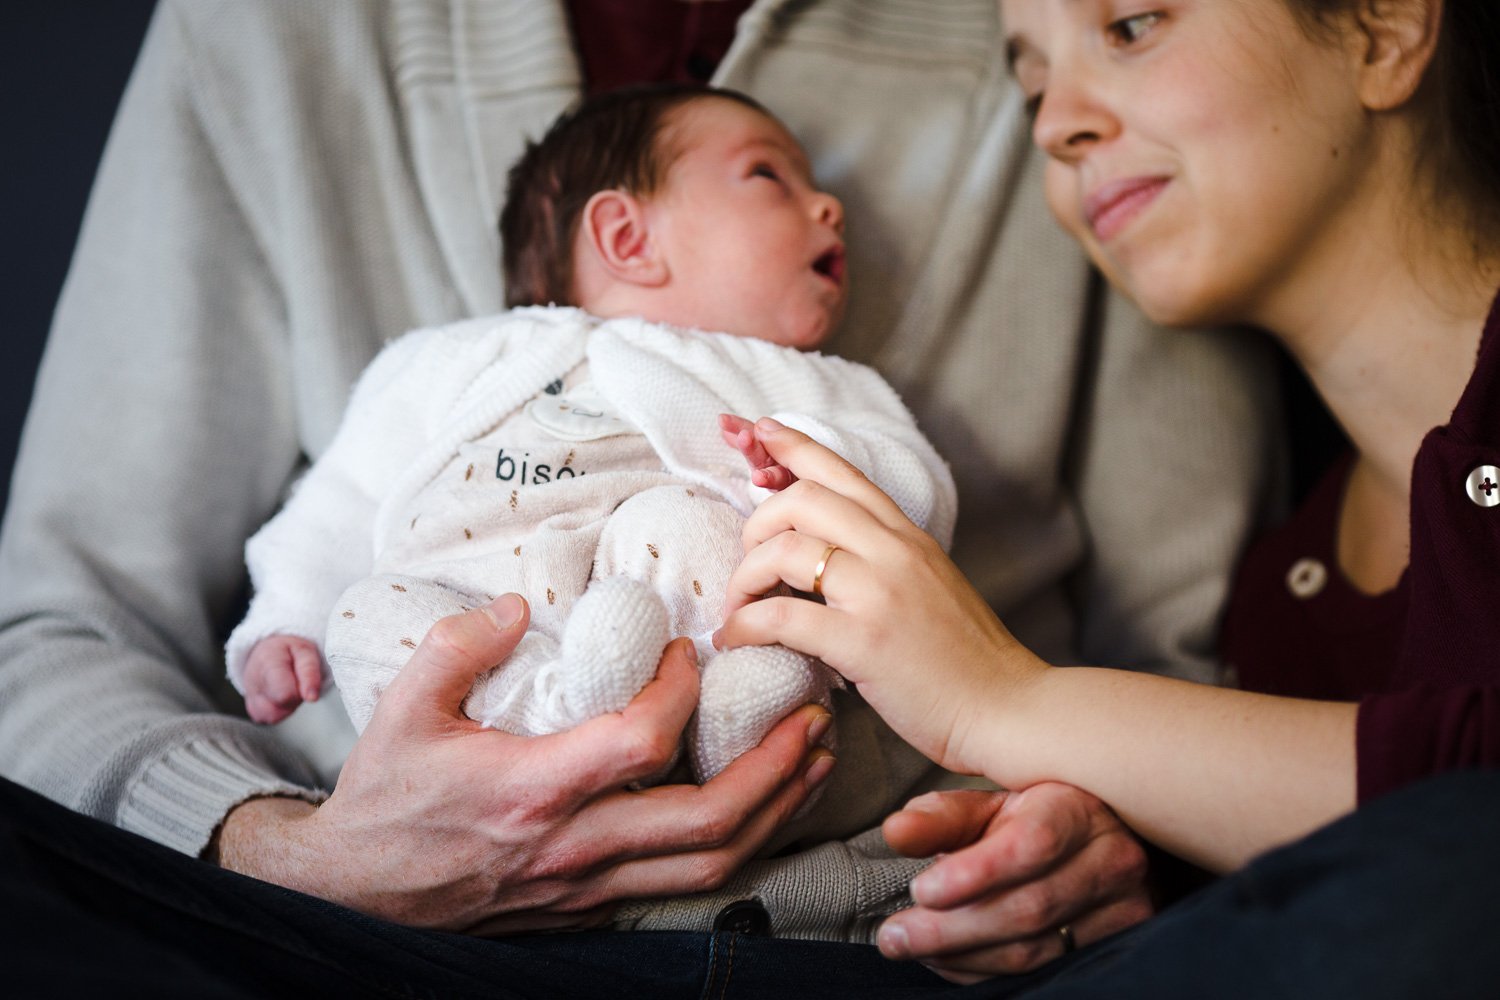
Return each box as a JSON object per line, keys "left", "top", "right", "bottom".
{"left": 719, "top": 413, "right": 797, "bottom": 492}
{"left": 243, "top": 635, "right": 323, "bottom": 724}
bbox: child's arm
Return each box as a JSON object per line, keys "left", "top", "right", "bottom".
{"left": 242, "top": 635, "right": 323, "bottom": 724}
{"left": 224, "top": 329, "right": 457, "bottom": 695}
{"left": 719, "top": 413, "right": 797, "bottom": 492}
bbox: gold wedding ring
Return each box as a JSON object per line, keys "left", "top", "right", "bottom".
{"left": 811, "top": 544, "right": 839, "bottom": 597}
{"left": 1057, "top": 924, "right": 1077, "bottom": 954}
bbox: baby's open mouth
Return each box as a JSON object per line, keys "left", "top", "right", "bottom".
{"left": 812, "top": 246, "right": 846, "bottom": 286}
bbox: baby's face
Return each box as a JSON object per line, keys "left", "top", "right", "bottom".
{"left": 643, "top": 98, "right": 847, "bottom": 349}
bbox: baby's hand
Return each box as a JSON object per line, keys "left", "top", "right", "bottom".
{"left": 719, "top": 414, "right": 797, "bottom": 492}
{"left": 243, "top": 635, "right": 323, "bottom": 724}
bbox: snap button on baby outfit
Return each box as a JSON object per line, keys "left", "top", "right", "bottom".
{"left": 1464, "top": 465, "right": 1500, "bottom": 508}
{"left": 525, "top": 381, "right": 636, "bottom": 441}
{"left": 1286, "top": 558, "right": 1327, "bottom": 599}
{"left": 713, "top": 899, "right": 772, "bottom": 937}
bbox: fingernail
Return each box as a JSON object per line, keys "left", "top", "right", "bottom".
{"left": 483, "top": 593, "right": 526, "bottom": 629}
{"left": 805, "top": 751, "right": 836, "bottom": 788}
{"left": 710, "top": 628, "right": 723, "bottom": 650}
{"left": 903, "top": 791, "right": 944, "bottom": 815}
{"left": 878, "top": 922, "right": 910, "bottom": 959}
{"left": 912, "top": 868, "right": 943, "bottom": 904}
{"left": 806, "top": 710, "right": 833, "bottom": 747}
{"left": 755, "top": 417, "right": 785, "bottom": 433}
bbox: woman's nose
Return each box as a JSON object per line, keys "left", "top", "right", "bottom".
{"left": 1032, "top": 66, "right": 1118, "bottom": 164}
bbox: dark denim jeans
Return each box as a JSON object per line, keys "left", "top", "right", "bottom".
{"left": 5, "top": 770, "right": 1498, "bottom": 999}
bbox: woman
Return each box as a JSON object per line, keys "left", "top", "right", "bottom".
{"left": 718, "top": 0, "right": 1500, "bottom": 990}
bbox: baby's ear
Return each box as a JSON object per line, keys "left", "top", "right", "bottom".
{"left": 579, "top": 189, "right": 669, "bottom": 287}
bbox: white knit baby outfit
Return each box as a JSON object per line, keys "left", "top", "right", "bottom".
{"left": 226, "top": 308, "right": 956, "bottom": 789}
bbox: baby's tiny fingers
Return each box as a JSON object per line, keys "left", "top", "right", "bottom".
{"left": 293, "top": 644, "right": 323, "bottom": 702}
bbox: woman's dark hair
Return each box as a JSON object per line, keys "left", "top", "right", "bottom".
{"left": 1289, "top": 0, "right": 1500, "bottom": 252}
{"left": 499, "top": 83, "right": 770, "bottom": 308}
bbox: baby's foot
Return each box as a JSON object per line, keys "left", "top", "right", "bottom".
{"left": 545, "top": 576, "right": 671, "bottom": 728}
{"left": 692, "top": 644, "right": 834, "bottom": 781}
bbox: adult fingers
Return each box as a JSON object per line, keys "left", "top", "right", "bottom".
{"left": 714, "top": 595, "right": 851, "bottom": 668}
{"left": 588, "top": 746, "right": 836, "bottom": 902}
{"left": 721, "top": 529, "right": 855, "bottom": 617}
{"left": 562, "top": 703, "right": 830, "bottom": 873}
{"left": 377, "top": 593, "right": 530, "bottom": 723}
{"left": 889, "top": 894, "right": 1153, "bottom": 981}
{"left": 910, "top": 783, "right": 1100, "bottom": 910}
{"left": 749, "top": 419, "right": 904, "bottom": 521}
{"left": 740, "top": 478, "right": 900, "bottom": 555}
{"left": 883, "top": 789, "right": 1009, "bottom": 859}
{"left": 883, "top": 830, "right": 1146, "bottom": 957}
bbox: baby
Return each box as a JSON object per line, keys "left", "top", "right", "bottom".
{"left": 226, "top": 85, "right": 955, "bottom": 806}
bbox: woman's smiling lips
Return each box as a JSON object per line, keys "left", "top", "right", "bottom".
{"left": 1084, "top": 176, "right": 1169, "bottom": 242}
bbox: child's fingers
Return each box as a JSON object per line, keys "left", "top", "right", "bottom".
{"left": 720, "top": 413, "right": 776, "bottom": 468}
{"left": 751, "top": 466, "right": 797, "bottom": 492}
{"left": 719, "top": 413, "right": 756, "bottom": 439}
{"left": 246, "top": 692, "right": 290, "bottom": 725}
{"left": 292, "top": 642, "right": 323, "bottom": 702}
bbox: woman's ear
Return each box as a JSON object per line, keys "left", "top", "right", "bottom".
{"left": 1354, "top": 0, "right": 1442, "bottom": 111}
{"left": 579, "top": 190, "right": 669, "bottom": 287}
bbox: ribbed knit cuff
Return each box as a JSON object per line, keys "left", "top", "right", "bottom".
{"left": 114, "top": 727, "right": 327, "bottom": 857}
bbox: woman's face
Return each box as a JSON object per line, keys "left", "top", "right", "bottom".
{"left": 1001, "top": 0, "right": 1374, "bottom": 328}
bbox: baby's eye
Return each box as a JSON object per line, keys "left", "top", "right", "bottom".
{"left": 1106, "top": 11, "right": 1164, "bottom": 45}
{"left": 750, "top": 163, "right": 782, "bottom": 182}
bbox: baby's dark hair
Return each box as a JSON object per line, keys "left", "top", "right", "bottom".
{"left": 500, "top": 83, "right": 771, "bottom": 308}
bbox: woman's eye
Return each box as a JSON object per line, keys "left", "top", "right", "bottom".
{"left": 1107, "top": 11, "right": 1164, "bottom": 45}
{"left": 1024, "top": 92, "right": 1044, "bottom": 120}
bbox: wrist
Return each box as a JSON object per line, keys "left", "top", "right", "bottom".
{"left": 206, "top": 794, "right": 319, "bottom": 885}
{"left": 950, "top": 639, "right": 1053, "bottom": 781}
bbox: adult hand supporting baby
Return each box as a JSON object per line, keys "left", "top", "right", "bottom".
{"left": 211, "top": 594, "right": 831, "bottom": 934}
{"left": 877, "top": 784, "right": 1152, "bottom": 980}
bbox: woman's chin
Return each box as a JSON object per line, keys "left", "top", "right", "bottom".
{"left": 1115, "top": 274, "right": 1235, "bottom": 331}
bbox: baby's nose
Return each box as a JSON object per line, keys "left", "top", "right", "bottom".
{"left": 814, "top": 192, "right": 844, "bottom": 233}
